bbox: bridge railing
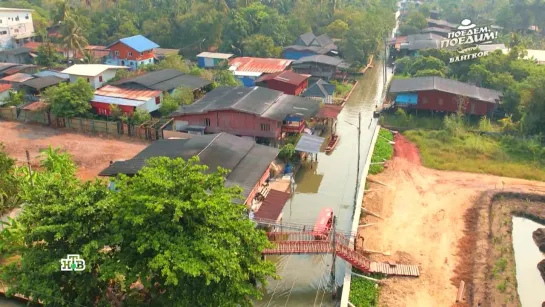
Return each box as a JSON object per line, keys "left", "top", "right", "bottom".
{"left": 266, "top": 231, "right": 329, "bottom": 242}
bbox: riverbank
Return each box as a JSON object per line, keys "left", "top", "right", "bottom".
{"left": 359, "top": 134, "right": 545, "bottom": 307}
{"left": 455, "top": 192, "right": 545, "bottom": 307}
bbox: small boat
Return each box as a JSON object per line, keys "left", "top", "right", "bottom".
{"left": 312, "top": 208, "right": 334, "bottom": 240}
{"left": 325, "top": 134, "right": 340, "bottom": 154}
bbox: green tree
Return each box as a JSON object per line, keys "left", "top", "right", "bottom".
{"left": 159, "top": 87, "right": 194, "bottom": 116}
{"left": 43, "top": 78, "right": 93, "bottom": 118}
{"left": 278, "top": 144, "right": 296, "bottom": 162}
{"left": 35, "top": 42, "right": 62, "bottom": 67}
{"left": 413, "top": 69, "right": 445, "bottom": 77}
{"left": 213, "top": 70, "right": 243, "bottom": 86}
{"left": 0, "top": 151, "right": 276, "bottom": 306}
{"left": 326, "top": 19, "right": 349, "bottom": 39}
{"left": 109, "top": 104, "right": 124, "bottom": 120}
{"left": 129, "top": 109, "right": 152, "bottom": 125}
{"left": 2, "top": 90, "right": 24, "bottom": 107}
{"left": 399, "top": 11, "right": 428, "bottom": 35}
{"left": 155, "top": 54, "right": 191, "bottom": 73}
{"left": 242, "top": 34, "right": 281, "bottom": 58}
{"left": 522, "top": 76, "right": 545, "bottom": 135}
{"left": 0, "top": 144, "right": 20, "bottom": 214}
{"left": 60, "top": 15, "right": 89, "bottom": 61}
{"left": 408, "top": 56, "right": 447, "bottom": 76}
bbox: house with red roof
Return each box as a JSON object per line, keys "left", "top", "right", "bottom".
{"left": 228, "top": 57, "right": 293, "bottom": 87}
{"left": 255, "top": 71, "right": 310, "bottom": 96}
{"left": 105, "top": 35, "right": 159, "bottom": 70}
{"left": 90, "top": 85, "right": 163, "bottom": 116}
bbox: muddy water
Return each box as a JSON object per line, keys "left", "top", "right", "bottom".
{"left": 512, "top": 217, "right": 545, "bottom": 307}
{"left": 257, "top": 62, "right": 393, "bottom": 307}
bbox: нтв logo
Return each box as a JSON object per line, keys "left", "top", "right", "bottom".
{"left": 440, "top": 19, "right": 498, "bottom": 63}
{"left": 60, "top": 254, "right": 86, "bottom": 272}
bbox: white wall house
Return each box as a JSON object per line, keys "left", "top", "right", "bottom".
{"left": 61, "top": 64, "right": 128, "bottom": 89}
{"left": 91, "top": 85, "right": 163, "bottom": 115}
{"left": 0, "top": 8, "right": 35, "bottom": 51}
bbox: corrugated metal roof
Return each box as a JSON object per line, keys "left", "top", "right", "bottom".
{"left": 98, "top": 133, "right": 279, "bottom": 200}
{"left": 62, "top": 64, "right": 128, "bottom": 77}
{"left": 0, "top": 47, "right": 32, "bottom": 56}
{"left": 316, "top": 104, "right": 343, "bottom": 119}
{"left": 34, "top": 70, "right": 69, "bottom": 79}
{"left": 255, "top": 71, "right": 310, "bottom": 86}
{"left": 228, "top": 57, "right": 293, "bottom": 73}
{"left": 1, "top": 73, "right": 33, "bottom": 83}
{"left": 0, "top": 83, "right": 12, "bottom": 93}
{"left": 389, "top": 77, "right": 503, "bottom": 103}
{"left": 22, "top": 76, "right": 65, "bottom": 90}
{"left": 92, "top": 95, "right": 146, "bottom": 107}
{"left": 197, "top": 52, "right": 234, "bottom": 59}
{"left": 254, "top": 190, "right": 291, "bottom": 221}
{"left": 0, "top": 63, "right": 20, "bottom": 72}
{"left": 426, "top": 18, "right": 457, "bottom": 28}
{"left": 21, "top": 101, "right": 49, "bottom": 111}
{"left": 295, "top": 134, "right": 325, "bottom": 154}
{"left": 262, "top": 95, "right": 320, "bottom": 121}
{"left": 114, "top": 69, "right": 211, "bottom": 91}
{"left": 95, "top": 85, "right": 161, "bottom": 101}
{"left": 293, "top": 55, "right": 350, "bottom": 69}
{"left": 108, "top": 35, "right": 159, "bottom": 53}
{"left": 302, "top": 79, "right": 335, "bottom": 98}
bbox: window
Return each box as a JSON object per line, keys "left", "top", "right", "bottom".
{"left": 99, "top": 75, "right": 103, "bottom": 82}
{"left": 204, "top": 118, "right": 211, "bottom": 126}
{"left": 25, "top": 15, "right": 29, "bottom": 20}
{"left": 0, "top": 31, "right": 6, "bottom": 35}
{"left": 128, "top": 52, "right": 133, "bottom": 56}
{"left": 438, "top": 98, "right": 444, "bottom": 106}
{"left": 115, "top": 51, "right": 119, "bottom": 56}
{"left": 260, "top": 123, "right": 270, "bottom": 131}
{"left": 14, "top": 29, "right": 19, "bottom": 33}
{"left": 155, "top": 97, "right": 161, "bottom": 105}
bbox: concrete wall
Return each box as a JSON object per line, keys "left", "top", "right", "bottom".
{"left": 0, "top": 10, "right": 34, "bottom": 50}
{"left": 68, "top": 69, "right": 119, "bottom": 89}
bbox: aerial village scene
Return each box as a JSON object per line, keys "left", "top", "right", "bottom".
{"left": 0, "top": 0, "right": 545, "bottom": 306}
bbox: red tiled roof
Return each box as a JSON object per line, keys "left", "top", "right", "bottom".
{"left": 228, "top": 57, "right": 293, "bottom": 73}
{"left": 23, "top": 42, "right": 64, "bottom": 53}
{"left": 1, "top": 73, "right": 34, "bottom": 83}
{"left": 255, "top": 70, "right": 310, "bottom": 86}
{"left": 95, "top": 85, "right": 162, "bottom": 101}
{"left": 0, "top": 83, "right": 12, "bottom": 93}
{"left": 254, "top": 189, "right": 291, "bottom": 221}
{"left": 22, "top": 101, "right": 49, "bottom": 111}
{"left": 317, "top": 104, "right": 343, "bottom": 119}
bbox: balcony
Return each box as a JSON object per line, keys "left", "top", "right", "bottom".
{"left": 282, "top": 120, "right": 305, "bottom": 133}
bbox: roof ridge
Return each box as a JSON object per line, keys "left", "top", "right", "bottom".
{"left": 231, "top": 87, "right": 258, "bottom": 111}
{"left": 196, "top": 133, "right": 223, "bottom": 158}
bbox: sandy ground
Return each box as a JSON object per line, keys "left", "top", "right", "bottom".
{"left": 0, "top": 121, "right": 148, "bottom": 180}
{"left": 358, "top": 133, "right": 545, "bottom": 307}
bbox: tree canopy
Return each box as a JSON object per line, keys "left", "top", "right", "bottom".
{"left": 0, "top": 149, "right": 276, "bottom": 306}
{"left": 43, "top": 78, "right": 94, "bottom": 118}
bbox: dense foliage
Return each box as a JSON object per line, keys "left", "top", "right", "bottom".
{"left": 5, "top": 0, "right": 396, "bottom": 64}
{"left": 0, "top": 149, "right": 276, "bottom": 306}
{"left": 0, "top": 144, "right": 20, "bottom": 215}
{"left": 43, "top": 77, "right": 94, "bottom": 118}
{"left": 394, "top": 48, "right": 545, "bottom": 135}
{"left": 349, "top": 278, "right": 379, "bottom": 307}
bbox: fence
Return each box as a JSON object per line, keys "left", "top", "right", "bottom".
{"left": 0, "top": 107, "right": 170, "bottom": 141}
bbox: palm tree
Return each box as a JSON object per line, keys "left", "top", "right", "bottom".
{"left": 61, "top": 16, "right": 88, "bottom": 63}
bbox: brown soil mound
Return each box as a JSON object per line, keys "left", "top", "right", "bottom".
{"left": 533, "top": 228, "right": 545, "bottom": 253}
{"left": 393, "top": 133, "right": 421, "bottom": 165}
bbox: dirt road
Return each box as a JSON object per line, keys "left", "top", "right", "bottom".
{"left": 359, "top": 134, "right": 545, "bottom": 307}
{"left": 0, "top": 121, "right": 147, "bottom": 180}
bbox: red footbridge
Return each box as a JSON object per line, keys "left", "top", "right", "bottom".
{"left": 263, "top": 231, "right": 420, "bottom": 277}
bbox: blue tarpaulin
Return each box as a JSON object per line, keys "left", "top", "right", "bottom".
{"left": 395, "top": 93, "right": 418, "bottom": 105}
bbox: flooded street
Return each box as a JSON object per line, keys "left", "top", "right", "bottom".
{"left": 512, "top": 217, "right": 545, "bottom": 307}
{"left": 258, "top": 61, "right": 393, "bottom": 307}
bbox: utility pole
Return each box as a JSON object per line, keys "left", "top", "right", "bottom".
{"left": 353, "top": 112, "right": 362, "bottom": 213}
{"left": 384, "top": 36, "right": 388, "bottom": 87}
{"left": 330, "top": 215, "right": 337, "bottom": 299}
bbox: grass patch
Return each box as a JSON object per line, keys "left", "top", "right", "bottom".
{"left": 349, "top": 277, "right": 379, "bottom": 307}
{"left": 380, "top": 112, "right": 445, "bottom": 130}
{"left": 404, "top": 129, "right": 545, "bottom": 181}
{"left": 330, "top": 80, "right": 353, "bottom": 98}
{"left": 369, "top": 128, "right": 394, "bottom": 175}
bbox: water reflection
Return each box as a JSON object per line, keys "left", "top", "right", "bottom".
{"left": 512, "top": 216, "right": 545, "bottom": 306}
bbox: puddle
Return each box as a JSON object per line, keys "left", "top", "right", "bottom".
{"left": 512, "top": 216, "right": 545, "bottom": 306}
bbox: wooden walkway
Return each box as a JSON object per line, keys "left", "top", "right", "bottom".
{"left": 369, "top": 261, "right": 420, "bottom": 277}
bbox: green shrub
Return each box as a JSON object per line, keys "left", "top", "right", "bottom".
{"left": 349, "top": 278, "right": 379, "bottom": 307}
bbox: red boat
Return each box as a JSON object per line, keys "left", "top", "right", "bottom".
{"left": 312, "top": 208, "right": 334, "bottom": 240}
{"left": 325, "top": 134, "right": 340, "bottom": 154}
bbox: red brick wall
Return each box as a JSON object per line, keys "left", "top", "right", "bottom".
{"left": 109, "top": 42, "right": 155, "bottom": 61}
{"left": 414, "top": 90, "right": 495, "bottom": 116}
{"left": 174, "top": 110, "right": 281, "bottom": 139}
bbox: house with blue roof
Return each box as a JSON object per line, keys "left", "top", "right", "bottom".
{"left": 105, "top": 35, "right": 160, "bottom": 70}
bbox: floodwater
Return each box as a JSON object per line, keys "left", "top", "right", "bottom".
{"left": 512, "top": 216, "right": 545, "bottom": 307}
{"left": 257, "top": 60, "right": 393, "bottom": 307}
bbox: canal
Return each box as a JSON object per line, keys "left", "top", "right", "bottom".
{"left": 257, "top": 59, "right": 393, "bottom": 307}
